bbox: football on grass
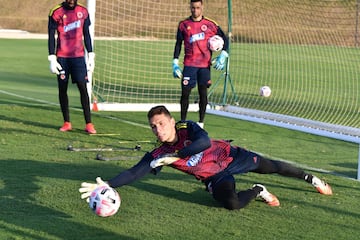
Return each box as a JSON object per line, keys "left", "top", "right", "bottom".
{"left": 89, "top": 185, "right": 121, "bottom": 217}
{"left": 208, "top": 35, "right": 224, "bottom": 52}
{"left": 259, "top": 86, "right": 272, "bottom": 97}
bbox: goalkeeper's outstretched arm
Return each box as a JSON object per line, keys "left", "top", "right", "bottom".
{"left": 107, "top": 152, "right": 156, "bottom": 188}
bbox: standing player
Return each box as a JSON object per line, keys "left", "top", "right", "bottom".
{"left": 48, "top": 0, "right": 96, "bottom": 134}
{"left": 172, "top": 0, "right": 229, "bottom": 129}
{"left": 79, "top": 105, "right": 333, "bottom": 211}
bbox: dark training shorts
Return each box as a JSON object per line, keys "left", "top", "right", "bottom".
{"left": 57, "top": 57, "right": 88, "bottom": 84}
{"left": 182, "top": 66, "right": 211, "bottom": 88}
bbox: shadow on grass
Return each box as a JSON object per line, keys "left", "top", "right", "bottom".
{"left": 1, "top": 153, "right": 359, "bottom": 239}
{"left": 0, "top": 157, "right": 236, "bottom": 238}
{"left": 0, "top": 159, "right": 138, "bottom": 239}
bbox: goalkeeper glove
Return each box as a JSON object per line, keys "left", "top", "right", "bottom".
{"left": 212, "top": 50, "right": 228, "bottom": 71}
{"left": 48, "top": 55, "right": 63, "bottom": 75}
{"left": 172, "top": 59, "right": 183, "bottom": 79}
{"left": 150, "top": 153, "right": 180, "bottom": 168}
{"left": 87, "top": 52, "right": 95, "bottom": 72}
{"left": 79, "top": 177, "right": 108, "bottom": 202}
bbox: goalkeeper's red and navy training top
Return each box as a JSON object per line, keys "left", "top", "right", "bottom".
{"left": 173, "top": 16, "right": 228, "bottom": 68}
{"left": 48, "top": 3, "right": 92, "bottom": 57}
{"left": 108, "top": 121, "right": 235, "bottom": 188}
{"left": 151, "top": 122, "right": 234, "bottom": 181}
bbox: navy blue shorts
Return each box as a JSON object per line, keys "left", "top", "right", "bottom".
{"left": 57, "top": 57, "right": 88, "bottom": 84}
{"left": 182, "top": 66, "right": 211, "bottom": 88}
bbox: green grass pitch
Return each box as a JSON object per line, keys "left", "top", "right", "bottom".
{"left": 0, "top": 39, "right": 360, "bottom": 239}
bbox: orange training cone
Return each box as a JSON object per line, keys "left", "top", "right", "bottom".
{"left": 92, "top": 99, "right": 98, "bottom": 111}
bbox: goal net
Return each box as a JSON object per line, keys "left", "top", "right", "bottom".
{"left": 89, "top": 0, "right": 359, "bottom": 131}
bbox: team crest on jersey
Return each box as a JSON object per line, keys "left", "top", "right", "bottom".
{"left": 183, "top": 140, "right": 192, "bottom": 147}
{"left": 77, "top": 12, "right": 83, "bottom": 19}
{"left": 201, "top": 24, "right": 208, "bottom": 32}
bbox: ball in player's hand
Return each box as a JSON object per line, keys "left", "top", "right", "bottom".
{"left": 88, "top": 185, "right": 121, "bottom": 217}
{"left": 208, "top": 35, "right": 224, "bottom": 52}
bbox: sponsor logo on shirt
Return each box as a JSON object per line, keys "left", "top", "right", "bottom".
{"left": 64, "top": 20, "right": 81, "bottom": 32}
{"left": 189, "top": 32, "right": 205, "bottom": 44}
{"left": 186, "top": 152, "right": 204, "bottom": 166}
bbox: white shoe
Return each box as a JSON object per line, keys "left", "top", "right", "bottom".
{"left": 311, "top": 176, "right": 333, "bottom": 195}
{"left": 253, "top": 184, "right": 280, "bottom": 206}
{"left": 197, "top": 122, "right": 204, "bottom": 129}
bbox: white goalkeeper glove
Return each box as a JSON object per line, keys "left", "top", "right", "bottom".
{"left": 48, "top": 54, "right": 63, "bottom": 75}
{"left": 79, "top": 177, "right": 108, "bottom": 202}
{"left": 150, "top": 153, "right": 180, "bottom": 168}
{"left": 172, "top": 59, "right": 183, "bottom": 79}
{"left": 87, "top": 52, "right": 95, "bottom": 72}
{"left": 212, "top": 50, "right": 228, "bottom": 71}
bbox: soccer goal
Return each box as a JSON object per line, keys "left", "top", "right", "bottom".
{"left": 87, "top": 0, "right": 360, "bottom": 179}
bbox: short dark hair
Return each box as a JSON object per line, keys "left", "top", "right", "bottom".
{"left": 147, "top": 105, "right": 172, "bottom": 120}
{"left": 191, "top": 0, "right": 203, "bottom": 3}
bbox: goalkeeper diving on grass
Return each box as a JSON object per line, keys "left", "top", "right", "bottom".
{"left": 79, "top": 105, "right": 332, "bottom": 210}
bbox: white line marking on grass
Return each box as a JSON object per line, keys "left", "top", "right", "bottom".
{"left": 0, "top": 90, "right": 59, "bottom": 106}
{"left": 0, "top": 90, "right": 149, "bottom": 129}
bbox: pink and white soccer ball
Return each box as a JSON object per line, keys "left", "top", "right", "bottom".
{"left": 208, "top": 35, "right": 224, "bottom": 52}
{"left": 89, "top": 185, "right": 121, "bottom": 217}
{"left": 259, "top": 86, "right": 272, "bottom": 97}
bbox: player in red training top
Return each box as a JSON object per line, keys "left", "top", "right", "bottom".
{"left": 79, "top": 105, "right": 333, "bottom": 211}
{"left": 48, "top": 0, "right": 96, "bottom": 134}
{"left": 172, "top": 0, "right": 229, "bottom": 129}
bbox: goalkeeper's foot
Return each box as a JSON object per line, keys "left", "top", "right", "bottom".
{"left": 311, "top": 176, "right": 333, "bottom": 195}
{"left": 197, "top": 122, "right": 204, "bottom": 129}
{"left": 85, "top": 123, "right": 96, "bottom": 134}
{"left": 253, "top": 184, "right": 280, "bottom": 206}
{"left": 59, "top": 122, "right": 72, "bottom": 132}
